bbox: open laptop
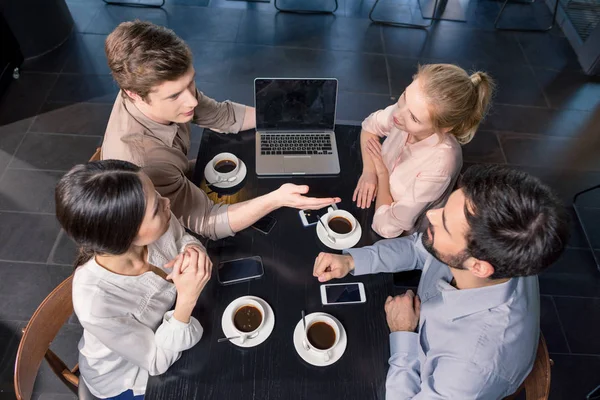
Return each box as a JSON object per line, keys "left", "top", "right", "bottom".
{"left": 255, "top": 78, "right": 340, "bottom": 176}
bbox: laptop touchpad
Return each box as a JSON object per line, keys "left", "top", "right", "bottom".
{"left": 284, "top": 156, "right": 312, "bottom": 173}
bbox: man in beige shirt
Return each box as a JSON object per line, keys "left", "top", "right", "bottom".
{"left": 101, "top": 21, "right": 339, "bottom": 240}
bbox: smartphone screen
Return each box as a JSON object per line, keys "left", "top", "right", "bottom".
{"left": 217, "top": 256, "right": 264, "bottom": 285}
{"left": 325, "top": 283, "right": 362, "bottom": 304}
{"left": 252, "top": 216, "right": 277, "bottom": 234}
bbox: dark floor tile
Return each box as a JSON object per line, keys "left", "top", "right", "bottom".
{"left": 32, "top": 324, "right": 82, "bottom": 395}
{"left": 49, "top": 230, "right": 78, "bottom": 266}
{"left": 382, "top": 25, "right": 435, "bottom": 59}
{"left": 516, "top": 32, "right": 581, "bottom": 71}
{"left": 227, "top": 45, "right": 389, "bottom": 94}
{"left": 0, "top": 73, "right": 58, "bottom": 125}
{"left": 11, "top": 133, "right": 101, "bottom": 171}
{"left": 553, "top": 296, "right": 600, "bottom": 354}
{"left": 237, "top": 11, "right": 384, "bottom": 53}
{"left": 0, "top": 262, "right": 71, "bottom": 320}
{"left": 499, "top": 133, "right": 600, "bottom": 172}
{"left": 336, "top": 91, "right": 393, "bottom": 123}
{"left": 0, "top": 214, "right": 61, "bottom": 262}
{"left": 196, "top": 81, "right": 254, "bottom": 105}
{"left": 61, "top": 34, "right": 111, "bottom": 75}
{"left": 474, "top": 62, "right": 547, "bottom": 107}
{"left": 0, "top": 320, "right": 25, "bottom": 386}
{"left": 344, "top": 0, "right": 376, "bottom": 18}
{"left": 331, "top": 51, "right": 389, "bottom": 94}
{"left": 462, "top": 131, "right": 505, "bottom": 163}
{"left": 540, "top": 248, "right": 600, "bottom": 297}
{"left": 494, "top": 0, "right": 556, "bottom": 31}
{"left": 386, "top": 23, "right": 527, "bottom": 66}
{"left": 534, "top": 68, "right": 600, "bottom": 112}
{"left": 0, "top": 124, "right": 26, "bottom": 175}
{"left": 187, "top": 41, "right": 239, "bottom": 83}
{"left": 567, "top": 207, "right": 593, "bottom": 249}
{"left": 540, "top": 296, "right": 570, "bottom": 353}
{"left": 30, "top": 102, "right": 112, "bottom": 136}
{"left": 170, "top": 6, "right": 243, "bottom": 42}
{"left": 35, "top": 394, "right": 77, "bottom": 400}
{"left": 370, "top": 0, "right": 429, "bottom": 28}
{"left": 21, "top": 35, "right": 74, "bottom": 74}
{"left": 483, "top": 104, "right": 595, "bottom": 138}
{"left": 386, "top": 56, "right": 422, "bottom": 96}
{"left": 549, "top": 354, "right": 600, "bottom": 400}
{"left": 46, "top": 74, "right": 119, "bottom": 104}
{"left": 84, "top": 4, "right": 172, "bottom": 34}
{"left": 0, "top": 170, "right": 63, "bottom": 213}
{"left": 207, "top": 0, "right": 275, "bottom": 13}
{"left": 576, "top": 208, "right": 600, "bottom": 249}
{"left": 66, "top": 1, "right": 101, "bottom": 33}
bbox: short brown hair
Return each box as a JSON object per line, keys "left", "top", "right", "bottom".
{"left": 105, "top": 21, "right": 193, "bottom": 101}
{"left": 414, "top": 64, "right": 495, "bottom": 145}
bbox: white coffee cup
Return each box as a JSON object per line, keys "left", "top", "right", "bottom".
{"left": 231, "top": 299, "right": 265, "bottom": 344}
{"left": 210, "top": 152, "right": 240, "bottom": 183}
{"left": 323, "top": 208, "right": 357, "bottom": 240}
{"left": 303, "top": 314, "right": 340, "bottom": 362}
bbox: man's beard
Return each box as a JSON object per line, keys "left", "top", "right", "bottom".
{"left": 421, "top": 222, "right": 470, "bottom": 270}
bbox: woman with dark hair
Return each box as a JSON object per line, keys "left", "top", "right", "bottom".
{"left": 56, "top": 160, "right": 211, "bottom": 400}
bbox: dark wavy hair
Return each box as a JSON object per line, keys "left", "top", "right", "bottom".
{"left": 55, "top": 160, "right": 147, "bottom": 267}
{"left": 460, "top": 165, "right": 569, "bottom": 279}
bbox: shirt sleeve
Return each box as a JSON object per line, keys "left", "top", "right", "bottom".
{"left": 78, "top": 310, "right": 203, "bottom": 377}
{"left": 386, "top": 333, "right": 510, "bottom": 400}
{"left": 344, "top": 233, "right": 428, "bottom": 276}
{"left": 167, "top": 211, "right": 206, "bottom": 254}
{"left": 144, "top": 160, "right": 235, "bottom": 240}
{"left": 192, "top": 90, "right": 247, "bottom": 134}
{"left": 372, "top": 173, "right": 451, "bottom": 239}
{"left": 361, "top": 104, "right": 396, "bottom": 138}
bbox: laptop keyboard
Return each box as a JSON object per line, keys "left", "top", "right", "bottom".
{"left": 260, "top": 134, "right": 333, "bottom": 155}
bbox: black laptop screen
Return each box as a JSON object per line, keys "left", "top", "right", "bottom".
{"left": 255, "top": 79, "right": 337, "bottom": 131}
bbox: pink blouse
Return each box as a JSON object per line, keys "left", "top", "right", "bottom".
{"left": 362, "top": 104, "right": 463, "bottom": 238}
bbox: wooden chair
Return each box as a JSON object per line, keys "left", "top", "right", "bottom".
{"left": 13, "top": 275, "right": 79, "bottom": 399}
{"left": 89, "top": 147, "right": 102, "bottom": 162}
{"left": 504, "top": 334, "right": 553, "bottom": 400}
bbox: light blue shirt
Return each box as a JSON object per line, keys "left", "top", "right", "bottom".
{"left": 347, "top": 233, "right": 539, "bottom": 400}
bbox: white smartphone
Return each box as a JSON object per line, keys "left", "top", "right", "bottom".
{"left": 299, "top": 204, "right": 338, "bottom": 227}
{"left": 320, "top": 282, "right": 366, "bottom": 305}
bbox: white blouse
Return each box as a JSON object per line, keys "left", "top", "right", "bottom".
{"left": 72, "top": 213, "right": 205, "bottom": 398}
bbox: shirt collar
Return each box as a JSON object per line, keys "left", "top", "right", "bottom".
{"left": 437, "top": 278, "right": 518, "bottom": 321}
{"left": 121, "top": 92, "right": 179, "bottom": 147}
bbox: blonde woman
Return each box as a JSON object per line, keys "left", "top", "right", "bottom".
{"left": 353, "top": 64, "right": 495, "bottom": 238}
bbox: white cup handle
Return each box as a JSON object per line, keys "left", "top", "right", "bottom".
{"left": 239, "top": 334, "right": 247, "bottom": 344}
{"left": 327, "top": 206, "right": 333, "bottom": 213}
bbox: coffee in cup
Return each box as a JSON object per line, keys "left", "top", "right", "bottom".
{"left": 327, "top": 216, "right": 353, "bottom": 235}
{"left": 214, "top": 159, "right": 237, "bottom": 174}
{"left": 233, "top": 305, "right": 263, "bottom": 333}
{"left": 307, "top": 321, "right": 337, "bottom": 350}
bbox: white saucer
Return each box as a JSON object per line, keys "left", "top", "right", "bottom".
{"left": 293, "top": 312, "right": 347, "bottom": 367}
{"left": 221, "top": 296, "right": 274, "bottom": 348}
{"left": 204, "top": 159, "right": 247, "bottom": 189}
{"left": 316, "top": 217, "right": 362, "bottom": 250}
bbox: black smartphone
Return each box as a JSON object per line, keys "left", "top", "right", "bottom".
{"left": 252, "top": 215, "right": 277, "bottom": 235}
{"left": 217, "top": 256, "right": 265, "bottom": 285}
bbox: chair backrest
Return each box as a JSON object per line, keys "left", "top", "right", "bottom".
{"left": 89, "top": 147, "right": 102, "bottom": 162}
{"left": 14, "top": 275, "right": 77, "bottom": 400}
{"left": 504, "top": 334, "right": 552, "bottom": 400}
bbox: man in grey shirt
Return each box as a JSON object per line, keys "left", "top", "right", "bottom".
{"left": 314, "top": 165, "right": 569, "bottom": 399}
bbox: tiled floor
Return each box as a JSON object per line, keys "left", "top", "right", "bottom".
{"left": 1, "top": 0, "right": 599, "bottom": 398}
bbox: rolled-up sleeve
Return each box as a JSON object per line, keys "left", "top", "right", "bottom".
{"left": 193, "top": 90, "right": 246, "bottom": 134}
{"left": 144, "top": 158, "right": 235, "bottom": 240}
{"left": 362, "top": 104, "right": 396, "bottom": 137}
{"left": 372, "top": 173, "right": 451, "bottom": 238}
